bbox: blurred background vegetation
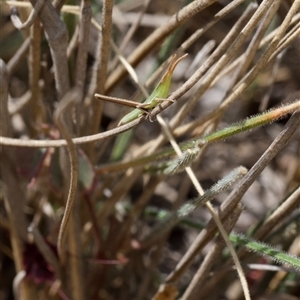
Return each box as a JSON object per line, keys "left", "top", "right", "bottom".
{"left": 0, "top": 0, "right": 300, "bottom": 299}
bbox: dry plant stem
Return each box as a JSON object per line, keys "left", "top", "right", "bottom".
{"left": 197, "top": 14, "right": 300, "bottom": 112}
{"left": 216, "top": 0, "right": 300, "bottom": 114}
{"left": 75, "top": 0, "right": 91, "bottom": 93}
{"left": 0, "top": 116, "right": 143, "bottom": 147}
{"left": 54, "top": 89, "right": 79, "bottom": 262}
{"left": 53, "top": 0, "right": 66, "bottom": 12}
{"left": 67, "top": 196, "right": 85, "bottom": 300}
{"left": 162, "top": 108, "right": 300, "bottom": 285}
{"left": 179, "top": 0, "right": 245, "bottom": 56}
{"left": 169, "top": 0, "right": 274, "bottom": 128}
{"left": 74, "top": 0, "right": 91, "bottom": 134}
{"left": 157, "top": 116, "right": 251, "bottom": 300}
{"left": 129, "top": 1, "right": 259, "bottom": 155}
{"left": 181, "top": 204, "right": 243, "bottom": 300}
{"left": 0, "top": 61, "right": 31, "bottom": 300}
{"left": 132, "top": 0, "right": 245, "bottom": 98}
{"left": 87, "top": 0, "right": 113, "bottom": 160}
{"left": 204, "top": 0, "right": 282, "bottom": 126}
{"left": 10, "top": 0, "right": 45, "bottom": 30}
{"left": 7, "top": 37, "right": 30, "bottom": 76}
{"left": 67, "top": 24, "right": 79, "bottom": 59}
{"left": 28, "top": 18, "right": 42, "bottom": 133}
{"left": 2, "top": 99, "right": 299, "bottom": 154}
{"left": 175, "top": 3, "right": 298, "bottom": 136}
{"left": 191, "top": 110, "right": 300, "bottom": 295}
{"left": 105, "top": 0, "right": 218, "bottom": 91}
{"left": 0, "top": 60, "right": 11, "bottom": 137}
{"left": 259, "top": 51, "right": 285, "bottom": 111}
{"left": 234, "top": 1, "right": 280, "bottom": 83}
{"left": 255, "top": 186, "right": 300, "bottom": 240}
{"left": 29, "top": 0, "right": 70, "bottom": 100}
{"left": 108, "top": 0, "right": 151, "bottom": 72}
{"left": 268, "top": 24, "right": 300, "bottom": 63}
{"left": 104, "top": 2, "right": 255, "bottom": 153}
{"left": 178, "top": 32, "right": 300, "bottom": 135}
{"left": 0, "top": 61, "right": 28, "bottom": 242}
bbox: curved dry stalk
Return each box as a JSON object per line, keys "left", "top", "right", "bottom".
{"left": 1, "top": 98, "right": 299, "bottom": 152}
{"left": 54, "top": 88, "right": 80, "bottom": 262}
{"left": 10, "top": 0, "right": 45, "bottom": 30}
{"left": 0, "top": 113, "right": 143, "bottom": 147}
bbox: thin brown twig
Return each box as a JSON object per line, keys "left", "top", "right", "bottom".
{"left": 28, "top": 18, "right": 42, "bottom": 135}
{"left": 197, "top": 112, "right": 300, "bottom": 298}
{"left": 130, "top": 1, "right": 266, "bottom": 161}
{"left": 105, "top": 0, "right": 218, "bottom": 92}
{"left": 29, "top": 0, "right": 70, "bottom": 100}
{"left": 54, "top": 88, "right": 80, "bottom": 262}
{"left": 75, "top": 0, "right": 91, "bottom": 93}
{"left": 166, "top": 109, "right": 300, "bottom": 284}
{"left": 67, "top": 24, "right": 79, "bottom": 59}
{"left": 7, "top": 37, "right": 30, "bottom": 76}
{"left": 67, "top": 196, "right": 85, "bottom": 300}
{"left": 1, "top": 60, "right": 32, "bottom": 299}
{"left": 156, "top": 112, "right": 251, "bottom": 299}
{"left": 179, "top": 204, "right": 243, "bottom": 300}
{"left": 254, "top": 185, "right": 300, "bottom": 240}
{"left": 121, "top": 0, "right": 244, "bottom": 108}
{"left": 215, "top": 0, "right": 300, "bottom": 115}
{"left": 74, "top": 0, "right": 91, "bottom": 135}
{"left": 126, "top": 1, "right": 261, "bottom": 157}
{"left": 108, "top": 0, "right": 151, "bottom": 72}
{"left": 169, "top": 0, "right": 274, "bottom": 129}
{"left": 87, "top": 0, "right": 113, "bottom": 160}
{"left": 10, "top": 0, "right": 45, "bottom": 30}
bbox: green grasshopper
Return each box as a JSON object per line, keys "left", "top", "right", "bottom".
{"left": 94, "top": 53, "right": 187, "bottom": 126}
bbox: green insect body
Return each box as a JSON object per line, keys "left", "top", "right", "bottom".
{"left": 118, "top": 53, "right": 187, "bottom": 126}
